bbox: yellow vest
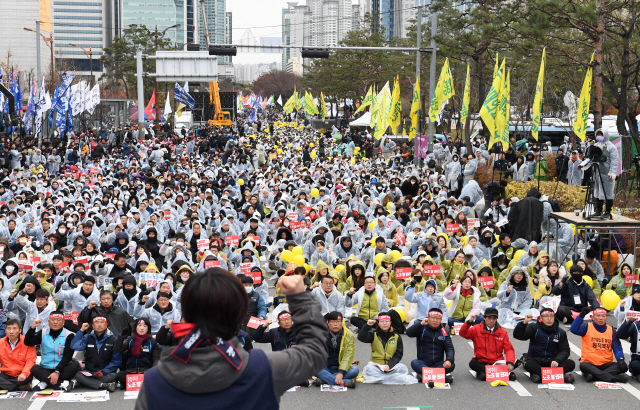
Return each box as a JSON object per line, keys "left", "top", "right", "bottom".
{"left": 358, "top": 291, "right": 379, "bottom": 321}
{"left": 371, "top": 332, "right": 398, "bottom": 365}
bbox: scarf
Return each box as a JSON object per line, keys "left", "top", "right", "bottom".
{"left": 330, "top": 328, "right": 343, "bottom": 350}
{"left": 131, "top": 331, "right": 151, "bottom": 357}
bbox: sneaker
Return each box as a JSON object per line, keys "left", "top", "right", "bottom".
{"left": 342, "top": 378, "right": 356, "bottom": 388}
{"left": 564, "top": 373, "right": 575, "bottom": 384}
{"left": 509, "top": 372, "right": 517, "bottom": 381}
{"left": 530, "top": 373, "right": 541, "bottom": 384}
{"left": 105, "top": 382, "right": 117, "bottom": 392}
{"left": 18, "top": 383, "right": 32, "bottom": 391}
{"left": 445, "top": 374, "right": 454, "bottom": 384}
{"left": 313, "top": 378, "right": 323, "bottom": 387}
{"left": 614, "top": 374, "right": 628, "bottom": 383}
{"left": 32, "top": 382, "right": 46, "bottom": 392}
{"left": 584, "top": 373, "right": 594, "bottom": 382}
{"left": 476, "top": 372, "right": 486, "bottom": 381}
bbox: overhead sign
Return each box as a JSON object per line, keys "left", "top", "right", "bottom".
{"left": 154, "top": 51, "right": 219, "bottom": 82}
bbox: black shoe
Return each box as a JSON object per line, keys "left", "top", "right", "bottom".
{"left": 603, "top": 212, "right": 612, "bottom": 219}
{"left": 476, "top": 372, "right": 486, "bottom": 381}
{"left": 634, "top": 375, "right": 640, "bottom": 384}
{"left": 584, "top": 373, "right": 594, "bottom": 382}
{"left": 509, "top": 372, "right": 517, "bottom": 381}
{"left": 614, "top": 374, "right": 628, "bottom": 383}
{"left": 427, "top": 380, "right": 435, "bottom": 388}
{"left": 445, "top": 374, "right": 454, "bottom": 384}
{"left": 592, "top": 211, "right": 603, "bottom": 217}
{"left": 564, "top": 373, "right": 575, "bottom": 384}
{"left": 530, "top": 373, "right": 541, "bottom": 383}
{"left": 313, "top": 378, "right": 322, "bottom": 387}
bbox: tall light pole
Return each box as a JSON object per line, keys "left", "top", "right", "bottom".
{"left": 24, "top": 27, "right": 54, "bottom": 93}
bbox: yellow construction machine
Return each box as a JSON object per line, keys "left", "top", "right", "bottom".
{"left": 207, "top": 81, "right": 232, "bottom": 127}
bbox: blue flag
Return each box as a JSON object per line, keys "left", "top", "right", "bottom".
{"left": 56, "top": 89, "right": 69, "bottom": 131}
{"left": 53, "top": 73, "right": 75, "bottom": 115}
{"left": 65, "top": 91, "right": 73, "bottom": 135}
{"left": 4, "top": 70, "right": 13, "bottom": 114}
{"left": 24, "top": 79, "right": 37, "bottom": 134}
{"left": 48, "top": 83, "right": 59, "bottom": 127}
{"left": 14, "top": 75, "right": 22, "bottom": 112}
{"left": 174, "top": 82, "right": 195, "bottom": 108}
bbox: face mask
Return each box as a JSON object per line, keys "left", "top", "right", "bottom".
{"left": 596, "top": 136, "right": 604, "bottom": 142}
{"left": 245, "top": 287, "right": 253, "bottom": 294}
{"left": 348, "top": 230, "right": 356, "bottom": 235}
{"left": 284, "top": 221, "right": 290, "bottom": 227}
{"left": 498, "top": 264, "right": 506, "bottom": 270}
{"left": 59, "top": 228, "right": 66, "bottom": 234}
{"left": 6, "top": 266, "right": 14, "bottom": 273}
{"left": 181, "top": 276, "right": 189, "bottom": 282}
{"left": 414, "top": 276, "right": 423, "bottom": 283}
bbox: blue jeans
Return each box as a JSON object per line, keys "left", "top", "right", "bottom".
{"left": 448, "top": 316, "right": 483, "bottom": 329}
{"left": 316, "top": 365, "right": 360, "bottom": 385}
{"left": 411, "top": 359, "right": 456, "bottom": 376}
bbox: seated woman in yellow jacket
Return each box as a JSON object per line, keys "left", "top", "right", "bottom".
{"left": 338, "top": 260, "right": 366, "bottom": 295}
{"left": 377, "top": 269, "right": 399, "bottom": 307}
{"left": 439, "top": 249, "right": 471, "bottom": 283}
{"left": 535, "top": 260, "right": 567, "bottom": 301}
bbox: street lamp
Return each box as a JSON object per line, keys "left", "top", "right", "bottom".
{"left": 24, "top": 27, "right": 54, "bottom": 94}
{"left": 68, "top": 43, "right": 93, "bottom": 88}
{"left": 131, "top": 23, "right": 181, "bottom": 130}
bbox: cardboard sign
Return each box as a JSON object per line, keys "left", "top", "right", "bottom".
{"left": 395, "top": 267, "right": 412, "bottom": 280}
{"left": 485, "top": 365, "right": 509, "bottom": 382}
{"left": 387, "top": 220, "right": 393, "bottom": 228}
{"left": 240, "top": 263, "right": 252, "bottom": 275}
{"left": 302, "top": 206, "right": 311, "bottom": 216}
{"left": 595, "top": 382, "right": 622, "bottom": 389}
{"left": 18, "top": 263, "right": 34, "bottom": 272}
{"left": 74, "top": 256, "right": 89, "bottom": 268}
{"left": 59, "top": 261, "right": 69, "bottom": 271}
{"left": 467, "top": 218, "right": 480, "bottom": 229}
{"left": 126, "top": 374, "right": 144, "bottom": 392}
{"left": 197, "top": 239, "right": 210, "bottom": 250}
{"left": 204, "top": 260, "right": 221, "bottom": 269}
{"left": 422, "top": 367, "right": 446, "bottom": 384}
{"left": 452, "top": 322, "right": 464, "bottom": 335}
{"left": 104, "top": 278, "right": 113, "bottom": 289}
{"left": 246, "top": 316, "right": 266, "bottom": 329}
{"left": 140, "top": 272, "right": 165, "bottom": 288}
{"left": 394, "top": 231, "right": 406, "bottom": 245}
{"left": 624, "top": 274, "right": 638, "bottom": 286}
{"left": 90, "top": 168, "right": 99, "bottom": 174}
{"left": 289, "top": 221, "right": 301, "bottom": 230}
{"left": 478, "top": 276, "right": 494, "bottom": 289}
{"left": 541, "top": 367, "right": 564, "bottom": 384}
{"left": 423, "top": 265, "right": 441, "bottom": 277}
{"left": 63, "top": 312, "right": 80, "bottom": 325}
{"left": 541, "top": 297, "right": 560, "bottom": 313}
{"left": 571, "top": 310, "right": 593, "bottom": 320}
{"left": 249, "top": 268, "right": 262, "bottom": 285}
{"left": 104, "top": 253, "right": 115, "bottom": 260}
{"left": 269, "top": 153, "right": 277, "bottom": 160}
{"left": 288, "top": 212, "right": 298, "bottom": 221}
{"left": 446, "top": 223, "right": 460, "bottom": 235}
{"left": 250, "top": 236, "right": 260, "bottom": 246}
{"left": 164, "top": 210, "right": 171, "bottom": 220}
{"left": 625, "top": 311, "right": 640, "bottom": 320}
{"left": 31, "top": 256, "right": 41, "bottom": 264}
{"left": 496, "top": 219, "right": 508, "bottom": 227}
{"left": 226, "top": 235, "right": 239, "bottom": 247}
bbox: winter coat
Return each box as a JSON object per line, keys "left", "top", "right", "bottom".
{"left": 497, "top": 267, "right": 533, "bottom": 314}
{"left": 460, "top": 321, "right": 516, "bottom": 365}
{"left": 311, "top": 285, "right": 345, "bottom": 316}
{"left": 406, "top": 322, "right": 455, "bottom": 367}
{"left": 513, "top": 318, "right": 571, "bottom": 362}
{"left": 404, "top": 279, "right": 449, "bottom": 322}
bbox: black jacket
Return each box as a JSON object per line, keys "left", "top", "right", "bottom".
{"left": 406, "top": 322, "right": 455, "bottom": 366}
{"left": 78, "top": 304, "right": 134, "bottom": 337}
{"left": 513, "top": 319, "right": 570, "bottom": 362}
{"left": 508, "top": 188, "right": 543, "bottom": 243}
{"left": 551, "top": 278, "right": 600, "bottom": 310}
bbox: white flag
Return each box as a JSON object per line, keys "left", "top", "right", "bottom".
{"left": 163, "top": 93, "right": 172, "bottom": 119}
{"left": 83, "top": 82, "right": 93, "bottom": 113}
{"left": 277, "top": 94, "right": 283, "bottom": 106}
{"left": 87, "top": 83, "right": 100, "bottom": 114}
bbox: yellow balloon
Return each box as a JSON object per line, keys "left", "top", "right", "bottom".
{"left": 238, "top": 179, "right": 244, "bottom": 186}
{"left": 293, "top": 255, "right": 306, "bottom": 266}
{"left": 277, "top": 149, "right": 282, "bottom": 155}
{"left": 390, "top": 250, "right": 402, "bottom": 261}
{"left": 371, "top": 236, "right": 378, "bottom": 247}
{"left": 583, "top": 275, "right": 593, "bottom": 288}
{"left": 281, "top": 250, "right": 293, "bottom": 263}
{"left": 292, "top": 246, "right": 303, "bottom": 256}
{"left": 393, "top": 307, "right": 407, "bottom": 323}
{"left": 298, "top": 147, "right": 303, "bottom": 151}
{"left": 335, "top": 264, "right": 345, "bottom": 273}
{"left": 354, "top": 147, "right": 360, "bottom": 153}
{"left": 310, "top": 188, "right": 319, "bottom": 197}
{"left": 310, "top": 153, "right": 317, "bottom": 159}
{"left": 374, "top": 253, "right": 385, "bottom": 266}
{"left": 386, "top": 202, "right": 391, "bottom": 210}
{"left": 304, "top": 263, "right": 312, "bottom": 273}
{"left": 601, "top": 292, "right": 621, "bottom": 310}
{"left": 288, "top": 144, "right": 292, "bottom": 147}
{"left": 309, "top": 143, "right": 314, "bottom": 148}
{"left": 351, "top": 158, "right": 356, "bottom": 165}
{"left": 566, "top": 260, "right": 573, "bottom": 271}
{"left": 368, "top": 221, "right": 377, "bottom": 232}
{"left": 513, "top": 249, "right": 525, "bottom": 263}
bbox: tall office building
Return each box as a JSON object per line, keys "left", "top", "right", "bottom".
{"left": 197, "top": 0, "right": 225, "bottom": 49}
{"left": 0, "top": 0, "right": 42, "bottom": 82}
{"left": 282, "top": 2, "right": 306, "bottom": 72}
{"left": 226, "top": 11, "right": 232, "bottom": 62}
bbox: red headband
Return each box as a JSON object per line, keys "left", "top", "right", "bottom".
{"left": 540, "top": 311, "right": 555, "bottom": 316}
{"left": 49, "top": 313, "right": 64, "bottom": 320}
{"left": 137, "top": 319, "right": 147, "bottom": 326}
{"left": 93, "top": 316, "right": 107, "bottom": 323}
{"left": 378, "top": 315, "right": 391, "bottom": 321}
{"left": 428, "top": 311, "right": 443, "bottom": 318}
{"left": 592, "top": 308, "right": 607, "bottom": 315}
{"left": 278, "top": 313, "right": 291, "bottom": 321}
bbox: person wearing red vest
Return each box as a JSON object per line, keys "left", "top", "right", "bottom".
{"left": 459, "top": 307, "right": 517, "bottom": 381}
{"left": 570, "top": 306, "right": 628, "bottom": 383}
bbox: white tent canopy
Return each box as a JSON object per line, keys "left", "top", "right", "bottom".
{"left": 349, "top": 112, "right": 371, "bottom": 127}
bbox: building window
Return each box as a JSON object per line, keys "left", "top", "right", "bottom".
{"left": 55, "top": 16, "right": 102, "bottom": 20}
{"left": 53, "top": 1, "right": 101, "bottom": 5}
{"left": 53, "top": 8, "right": 102, "bottom": 13}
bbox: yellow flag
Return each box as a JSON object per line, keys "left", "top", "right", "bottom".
{"left": 402, "top": 127, "right": 407, "bottom": 136}
{"left": 320, "top": 92, "right": 327, "bottom": 122}
{"left": 492, "top": 52, "right": 499, "bottom": 80}
{"left": 574, "top": 53, "right": 594, "bottom": 142}
{"left": 283, "top": 93, "right": 296, "bottom": 114}
{"left": 495, "top": 69, "right": 510, "bottom": 151}
{"left": 355, "top": 86, "right": 373, "bottom": 114}
{"left": 295, "top": 91, "right": 304, "bottom": 111}
{"left": 374, "top": 82, "right": 392, "bottom": 139}
{"left": 428, "top": 58, "right": 455, "bottom": 122}
{"left": 460, "top": 63, "right": 471, "bottom": 127}
{"left": 531, "top": 48, "right": 546, "bottom": 141}
{"left": 304, "top": 91, "right": 318, "bottom": 115}
{"left": 480, "top": 58, "right": 505, "bottom": 149}
{"left": 388, "top": 76, "right": 402, "bottom": 132}
{"left": 409, "top": 76, "right": 420, "bottom": 141}
{"left": 369, "top": 85, "right": 383, "bottom": 128}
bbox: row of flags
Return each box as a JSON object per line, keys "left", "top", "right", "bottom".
{"left": 238, "top": 92, "right": 281, "bottom": 115}
{"left": 282, "top": 89, "right": 329, "bottom": 122}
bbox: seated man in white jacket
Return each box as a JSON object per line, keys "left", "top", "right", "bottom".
{"left": 311, "top": 275, "right": 345, "bottom": 316}
{"left": 345, "top": 275, "right": 389, "bottom": 331}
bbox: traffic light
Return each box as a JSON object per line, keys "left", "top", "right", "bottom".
{"left": 186, "top": 43, "right": 200, "bottom": 51}
{"left": 301, "top": 48, "right": 330, "bottom": 58}
{"left": 209, "top": 45, "right": 237, "bottom": 56}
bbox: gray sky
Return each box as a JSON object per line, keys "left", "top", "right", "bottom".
{"left": 227, "top": 0, "right": 291, "bottom": 65}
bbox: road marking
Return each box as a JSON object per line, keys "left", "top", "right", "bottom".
{"left": 468, "top": 342, "right": 474, "bottom": 349}
{"left": 568, "top": 341, "right": 582, "bottom": 357}
{"left": 508, "top": 380, "right": 533, "bottom": 397}
{"left": 27, "top": 399, "right": 47, "bottom": 410}
{"left": 620, "top": 384, "right": 640, "bottom": 400}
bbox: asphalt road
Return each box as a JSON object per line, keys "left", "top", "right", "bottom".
{"left": 4, "top": 278, "right": 640, "bottom": 410}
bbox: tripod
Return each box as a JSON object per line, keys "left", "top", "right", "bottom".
{"left": 582, "top": 162, "right": 610, "bottom": 220}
